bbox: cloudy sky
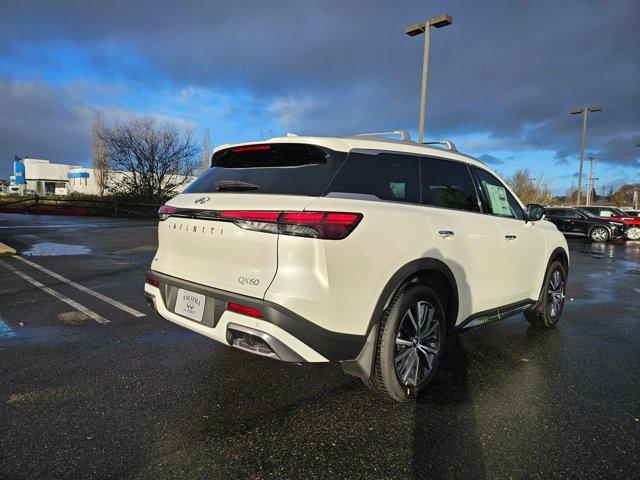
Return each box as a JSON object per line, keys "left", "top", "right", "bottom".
{"left": 1, "top": 0, "right": 639, "bottom": 193}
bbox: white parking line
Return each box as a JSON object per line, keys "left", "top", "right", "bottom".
{"left": 14, "top": 256, "right": 146, "bottom": 318}
{"left": 0, "top": 260, "right": 109, "bottom": 324}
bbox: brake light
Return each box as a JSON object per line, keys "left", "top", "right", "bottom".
{"left": 145, "top": 275, "right": 160, "bottom": 287}
{"left": 280, "top": 211, "right": 362, "bottom": 239}
{"left": 158, "top": 204, "right": 177, "bottom": 221}
{"left": 217, "top": 210, "right": 362, "bottom": 239}
{"left": 230, "top": 144, "right": 271, "bottom": 153}
{"left": 227, "top": 302, "right": 264, "bottom": 319}
{"left": 218, "top": 210, "right": 280, "bottom": 222}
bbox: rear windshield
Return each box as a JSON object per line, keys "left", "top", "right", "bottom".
{"left": 183, "top": 143, "right": 345, "bottom": 196}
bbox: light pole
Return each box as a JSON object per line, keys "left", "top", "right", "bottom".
{"left": 570, "top": 105, "right": 602, "bottom": 205}
{"left": 586, "top": 155, "right": 598, "bottom": 206}
{"left": 405, "top": 14, "right": 453, "bottom": 144}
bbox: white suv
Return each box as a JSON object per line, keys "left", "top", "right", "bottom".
{"left": 144, "top": 134, "right": 569, "bottom": 401}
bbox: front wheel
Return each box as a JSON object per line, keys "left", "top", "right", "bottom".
{"left": 626, "top": 226, "right": 640, "bottom": 241}
{"left": 589, "top": 226, "right": 609, "bottom": 242}
{"left": 370, "top": 284, "right": 447, "bottom": 402}
{"left": 525, "top": 260, "right": 566, "bottom": 328}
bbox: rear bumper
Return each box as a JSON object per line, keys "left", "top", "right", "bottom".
{"left": 144, "top": 270, "right": 367, "bottom": 362}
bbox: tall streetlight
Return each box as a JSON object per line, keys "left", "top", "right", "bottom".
{"left": 405, "top": 14, "right": 453, "bottom": 144}
{"left": 570, "top": 105, "right": 603, "bottom": 205}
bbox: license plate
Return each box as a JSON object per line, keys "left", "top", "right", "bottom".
{"left": 174, "top": 289, "right": 206, "bottom": 322}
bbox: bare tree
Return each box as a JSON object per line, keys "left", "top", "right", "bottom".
{"left": 91, "top": 111, "right": 110, "bottom": 196}
{"left": 199, "top": 127, "right": 212, "bottom": 175}
{"left": 100, "top": 115, "right": 199, "bottom": 202}
{"left": 507, "top": 169, "right": 545, "bottom": 204}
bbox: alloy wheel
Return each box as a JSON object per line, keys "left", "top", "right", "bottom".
{"left": 591, "top": 227, "right": 608, "bottom": 242}
{"left": 394, "top": 301, "right": 441, "bottom": 387}
{"left": 627, "top": 227, "right": 640, "bottom": 241}
{"left": 547, "top": 269, "right": 566, "bottom": 317}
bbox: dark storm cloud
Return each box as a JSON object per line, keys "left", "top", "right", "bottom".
{"left": 0, "top": 80, "right": 92, "bottom": 175}
{"left": 1, "top": 0, "right": 639, "bottom": 167}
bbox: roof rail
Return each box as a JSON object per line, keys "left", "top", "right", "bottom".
{"left": 349, "top": 130, "right": 413, "bottom": 142}
{"left": 422, "top": 140, "right": 458, "bottom": 152}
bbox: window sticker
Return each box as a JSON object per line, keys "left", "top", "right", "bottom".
{"left": 390, "top": 182, "right": 406, "bottom": 199}
{"left": 484, "top": 183, "right": 512, "bottom": 216}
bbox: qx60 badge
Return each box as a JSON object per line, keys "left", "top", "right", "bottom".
{"left": 194, "top": 196, "right": 211, "bottom": 205}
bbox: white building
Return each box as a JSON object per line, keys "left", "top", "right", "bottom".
{"left": 8, "top": 157, "right": 194, "bottom": 196}
{"left": 9, "top": 157, "right": 78, "bottom": 195}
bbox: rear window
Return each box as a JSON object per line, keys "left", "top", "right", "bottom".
{"left": 184, "top": 144, "right": 345, "bottom": 196}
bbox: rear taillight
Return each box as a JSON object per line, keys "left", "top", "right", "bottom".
{"left": 227, "top": 302, "right": 264, "bottom": 319}
{"left": 280, "top": 211, "right": 362, "bottom": 239}
{"left": 145, "top": 275, "right": 160, "bottom": 287}
{"left": 217, "top": 210, "right": 362, "bottom": 240}
{"left": 158, "top": 204, "right": 177, "bottom": 221}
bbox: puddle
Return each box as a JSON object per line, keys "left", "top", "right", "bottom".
{"left": 22, "top": 243, "right": 92, "bottom": 256}
{"left": 0, "top": 318, "right": 16, "bottom": 338}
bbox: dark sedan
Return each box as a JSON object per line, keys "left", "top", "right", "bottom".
{"left": 545, "top": 207, "right": 626, "bottom": 242}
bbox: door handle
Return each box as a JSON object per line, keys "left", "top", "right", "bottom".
{"left": 504, "top": 234, "right": 517, "bottom": 240}
{"left": 438, "top": 230, "right": 455, "bottom": 238}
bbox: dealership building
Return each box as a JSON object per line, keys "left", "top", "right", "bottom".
{"left": 8, "top": 156, "right": 192, "bottom": 196}
{"left": 8, "top": 156, "right": 94, "bottom": 196}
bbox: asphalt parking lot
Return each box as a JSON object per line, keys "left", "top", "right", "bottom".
{"left": 0, "top": 212, "right": 639, "bottom": 479}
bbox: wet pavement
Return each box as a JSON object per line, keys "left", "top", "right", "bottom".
{"left": 0, "top": 213, "right": 638, "bottom": 479}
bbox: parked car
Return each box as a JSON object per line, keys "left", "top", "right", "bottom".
{"left": 579, "top": 206, "right": 640, "bottom": 240}
{"left": 621, "top": 209, "right": 640, "bottom": 218}
{"left": 545, "top": 206, "right": 626, "bottom": 242}
{"left": 144, "top": 134, "right": 569, "bottom": 402}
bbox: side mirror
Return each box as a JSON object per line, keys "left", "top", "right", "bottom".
{"left": 525, "top": 204, "right": 545, "bottom": 222}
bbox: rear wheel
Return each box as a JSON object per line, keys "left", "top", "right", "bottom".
{"left": 589, "top": 226, "right": 609, "bottom": 242}
{"left": 626, "top": 226, "right": 640, "bottom": 241}
{"left": 525, "top": 260, "right": 566, "bottom": 328}
{"left": 369, "top": 284, "right": 446, "bottom": 402}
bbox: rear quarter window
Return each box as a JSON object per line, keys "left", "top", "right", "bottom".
{"left": 323, "top": 152, "right": 420, "bottom": 204}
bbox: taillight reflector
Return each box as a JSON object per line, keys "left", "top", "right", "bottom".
{"left": 227, "top": 302, "right": 264, "bottom": 319}
{"left": 145, "top": 275, "right": 160, "bottom": 287}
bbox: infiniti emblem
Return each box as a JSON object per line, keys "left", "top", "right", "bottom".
{"left": 194, "top": 196, "right": 211, "bottom": 205}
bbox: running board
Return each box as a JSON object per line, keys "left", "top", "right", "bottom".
{"left": 458, "top": 300, "right": 535, "bottom": 331}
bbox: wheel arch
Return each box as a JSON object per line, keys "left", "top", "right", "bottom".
{"left": 548, "top": 246, "right": 569, "bottom": 279}
{"left": 342, "top": 257, "right": 459, "bottom": 380}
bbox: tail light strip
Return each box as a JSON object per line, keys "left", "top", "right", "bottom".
{"left": 158, "top": 207, "right": 362, "bottom": 240}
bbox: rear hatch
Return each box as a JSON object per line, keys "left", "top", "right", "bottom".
{"left": 152, "top": 142, "right": 347, "bottom": 299}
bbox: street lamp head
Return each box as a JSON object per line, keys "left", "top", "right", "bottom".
{"left": 429, "top": 14, "right": 453, "bottom": 28}
{"left": 404, "top": 23, "right": 426, "bottom": 36}
{"left": 588, "top": 105, "right": 603, "bottom": 112}
{"left": 570, "top": 108, "right": 584, "bottom": 115}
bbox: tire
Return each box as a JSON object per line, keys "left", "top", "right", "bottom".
{"left": 626, "top": 226, "right": 640, "bottom": 241}
{"left": 524, "top": 260, "right": 566, "bottom": 328}
{"left": 589, "top": 226, "right": 609, "bottom": 242}
{"left": 369, "top": 284, "right": 447, "bottom": 402}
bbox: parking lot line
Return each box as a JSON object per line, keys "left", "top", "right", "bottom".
{"left": 0, "top": 260, "right": 110, "bottom": 324}
{"left": 14, "top": 256, "right": 146, "bottom": 318}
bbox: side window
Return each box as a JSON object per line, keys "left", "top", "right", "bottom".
{"left": 420, "top": 157, "right": 479, "bottom": 212}
{"left": 599, "top": 209, "right": 615, "bottom": 217}
{"left": 473, "top": 168, "right": 525, "bottom": 220}
{"left": 324, "top": 152, "right": 420, "bottom": 203}
{"left": 564, "top": 209, "right": 581, "bottom": 219}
